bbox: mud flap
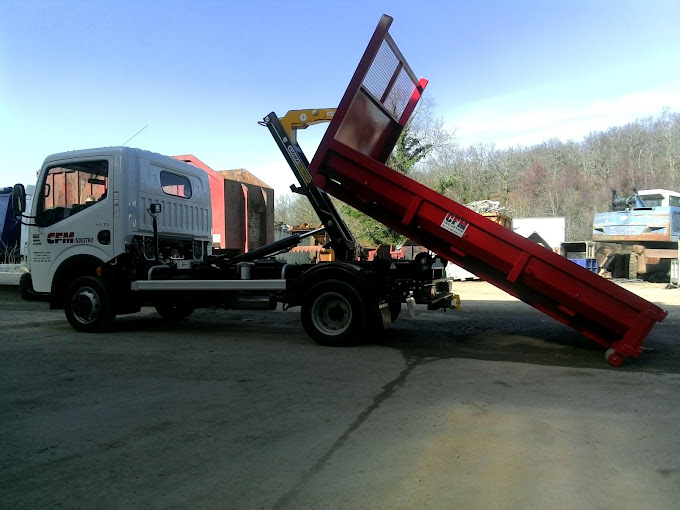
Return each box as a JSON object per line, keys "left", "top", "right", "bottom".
{"left": 406, "top": 296, "right": 417, "bottom": 318}
{"left": 379, "top": 301, "right": 392, "bottom": 329}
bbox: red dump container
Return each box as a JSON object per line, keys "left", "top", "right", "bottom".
{"left": 307, "top": 15, "right": 667, "bottom": 366}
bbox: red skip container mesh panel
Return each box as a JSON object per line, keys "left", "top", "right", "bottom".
{"left": 307, "top": 14, "right": 667, "bottom": 365}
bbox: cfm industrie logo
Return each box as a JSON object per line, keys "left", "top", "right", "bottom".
{"left": 441, "top": 213, "right": 469, "bottom": 238}
{"left": 47, "top": 232, "right": 75, "bottom": 244}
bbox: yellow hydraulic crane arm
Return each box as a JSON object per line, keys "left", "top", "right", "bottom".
{"left": 278, "top": 108, "right": 336, "bottom": 142}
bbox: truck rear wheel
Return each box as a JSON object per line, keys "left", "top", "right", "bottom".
{"left": 155, "top": 304, "right": 195, "bottom": 320}
{"left": 64, "top": 276, "right": 115, "bottom": 332}
{"left": 301, "top": 279, "right": 368, "bottom": 346}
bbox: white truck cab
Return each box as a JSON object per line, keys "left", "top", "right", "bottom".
{"left": 19, "top": 146, "right": 211, "bottom": 299}
{"left": 636, "top": 189, "right": 680, "bottom": 208}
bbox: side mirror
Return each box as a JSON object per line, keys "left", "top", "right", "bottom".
{"left": 12, "top": 183, "right": 26, "bottom": 214}
{"left": 149, "top": 203, "right": 162, "bottom": 214}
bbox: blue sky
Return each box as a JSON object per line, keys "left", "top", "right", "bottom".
{"left": 2, "top": 0, "right": 679, "bottom": 196}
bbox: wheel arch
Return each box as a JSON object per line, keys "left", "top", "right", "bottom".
{"left": 293, "top": 263, "right": 375, "bottom": 306}
{"left": 51, "top": 254, "right": 107, "bottom": 306}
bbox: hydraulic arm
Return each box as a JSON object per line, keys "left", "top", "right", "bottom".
{"left": 277, "top": 109, "right": 336, "bottom": 143}
{"left": 261, "top": 111, "right": 361, "bottom": 261}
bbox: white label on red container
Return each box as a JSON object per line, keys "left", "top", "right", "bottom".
{"left": 441, "top": 213, "right": 469, "bottom": 237}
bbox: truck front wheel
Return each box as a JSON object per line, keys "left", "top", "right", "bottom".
{"left": 64, "top": 276, "right": 116, "bottom": 332}
{"left": 301, "top": 279, "right": 368, "bottom": 346}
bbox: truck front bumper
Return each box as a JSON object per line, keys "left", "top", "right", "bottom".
{"left": 19, "top": 273, "right": 53, "bottom": 303}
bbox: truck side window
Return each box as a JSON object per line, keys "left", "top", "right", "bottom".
{"left": 160, "top": 171, "right": 192, "bottom": 199}
{"left": 36, "top": 160, "right": 109, "bottom": 227}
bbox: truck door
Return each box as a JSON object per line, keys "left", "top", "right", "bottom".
{"left": 30, "top": 158, "right": 115, "bottom": 293}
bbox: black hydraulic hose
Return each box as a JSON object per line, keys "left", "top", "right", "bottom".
{"left": 231, "top": 227, "right": 326, "bottom": 264}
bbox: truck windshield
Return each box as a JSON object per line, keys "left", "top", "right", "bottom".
{"left": 640, "top": 197, "right": 662, "bottom": 207}
{"left": 37, "top": 160, "right": 109, "bottom": 227}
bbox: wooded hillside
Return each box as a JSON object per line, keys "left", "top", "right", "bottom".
{"left": 275, "top": 108, "right": 680, "bottom": 245}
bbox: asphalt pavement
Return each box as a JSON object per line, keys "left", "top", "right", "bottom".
{"left": 1, "top": 281, "right": 679, "bottom": 508}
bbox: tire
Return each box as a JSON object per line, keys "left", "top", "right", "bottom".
{"left": 301, "top": 279, "right": 368, "bottom": 347}
{"left": 155, "top": 304, "right": 195, "bottom": 320}
{"left": 64, "top": 276, "right": 116, "bottom": 332}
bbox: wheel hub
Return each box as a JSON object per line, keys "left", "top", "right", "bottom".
{"left": 72, "top": 288, "right": 100, "bottom": 324}
{"left": 312, "top": 292, "right": 352, "bottom": 336}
